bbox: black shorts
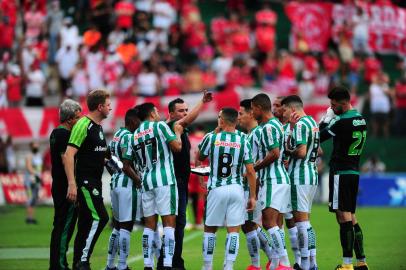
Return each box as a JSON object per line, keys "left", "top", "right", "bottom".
{"left": 329, "top": 171, "right": 359, "bottom": 213}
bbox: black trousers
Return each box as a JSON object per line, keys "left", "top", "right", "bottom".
{"left": 49, "top": 190, "right": 78, "bottom": 270}
{"left": 73, "top": 182, "right": 108, "bottom": 267}
{"left": 158, "top": 176, "right": 189, "bottom": 269}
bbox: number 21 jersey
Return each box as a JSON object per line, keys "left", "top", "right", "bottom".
{"left": 198, "top": 131, "right": 253, "bottom": 191}
{"left": 126, "top": 121, "right": 177, "bottom": 191}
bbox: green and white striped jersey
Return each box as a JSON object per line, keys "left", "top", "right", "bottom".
{"left": 109, "top": 128, "right": 134, "bottom": 188}
{"left": 282, "top": 123, "right": 291, "bottom": 163}
{"left": 258, "top": 117, "right": 290, "bottom": 185}
{"left": 243, "top": 125, "right": 262, "bottom": 191}
{"left": 126, "top": 121, "right": 177, "bottom": 191}
{"left": 288, "top": 115, "right": 320, "bottom": 185}
{"left": 198, "top": 131, "right": 253, "bottom": 191}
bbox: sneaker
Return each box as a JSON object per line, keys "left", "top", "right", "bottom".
{"left": 105, "top": 267, "right": 117, "bottom": 270}
{"left": 275, "top": 265, "right": 293, "bottom": 270}
{"left": 144, "top": 268, "right": 153, "bottom": 270}
{"left": 265, "top": 261, "right": 271, "bottom": 270}
{"left": 335, "top": 264, "right": 354, "bottom": 270}
{"left": 354, "top": 262, "right": 368, "bottom": 270}
{"left": 309, "top": 266, "right": 318, "bottom": 270}
{"left": 246, "top": 265, "right": 262, "bottom": 270}
{"left": 293, "top": 263, "right": 302, "bottom": 270}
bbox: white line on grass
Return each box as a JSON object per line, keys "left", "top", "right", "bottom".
{"left": 100, "top": 230, "right": 202, "bottom": 270}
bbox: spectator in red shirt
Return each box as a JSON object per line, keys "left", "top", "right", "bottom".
{"left": 395, "top": 76, "right": 406, "bottom": 135}
{"left": 6, "top": 66, "right": 22, "bottom": 107}
{"left": 0, "top": 17, "right": 14, "bottom": 55}
{"left": 114, "top": 0, "right": 135, "bottom": 30}
{"left": 323, "top": 50, "right": 340, "bottom": 77}
{"left": 364, "top": 54, "right": 381, "bottom": 83}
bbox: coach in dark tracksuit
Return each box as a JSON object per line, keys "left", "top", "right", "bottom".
{"left": 157, "top": 91, "right": 212, "bottom": 270}
{"left": 64, "top": 90, "right": 112, "bottom": 270}
{"left": 49, "top": 99, "right": 82, "bottom": 270}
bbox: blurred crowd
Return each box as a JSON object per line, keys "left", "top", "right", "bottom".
{"left": 0, "top": 0, "right": 406, "bottom": 137}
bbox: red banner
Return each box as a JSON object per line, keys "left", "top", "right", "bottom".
{"left": 0, "top": 171, "right": 52, "bottom": 205}
{"left": 285, "top": 2, "right": 333, "bottom": 52}
{"left": 332, "top": 3, "right": 406, "bottom": 56}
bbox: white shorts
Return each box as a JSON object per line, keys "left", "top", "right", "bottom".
{"left": 259, "top": 183, "right": 292, "bottom": 213}
{"left": 244, "top": 190, "right": 262, "bottom": 224}
{"left": 205, "top": 184, "right": 245, "bottom": 227}
{"left": 142, "top": 184, "right": 178, "bottom": 217}
{"left": 111, "top": 186, "right": 142, "bottom": 222}
{"left": 291, "top": 184, "right": 317, "bottom": 213}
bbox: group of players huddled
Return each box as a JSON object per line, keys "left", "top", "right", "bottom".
{"left": 49, "top": 86, "right": 368, "bottom": 270}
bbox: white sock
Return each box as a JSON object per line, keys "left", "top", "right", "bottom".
{"left": 107, "top": 228, "right": 119, "bottom": 268}
{"left": 297, "top": 221, "right": 311, "bottom": 270}
{"left": 223, "top": 232, "right": 239, "bottom": 270}
{"left": 202, "top": 232, "right": 216, "bottom": 270}
{"left": 142, "top": 228, "right": 155, "bottom": 268}
{"left": 256, "top": 226, "right": 273, "bottom": 261}
{"left": 267, "top": 226, "right": 290, "bottom": 266}
{"left": 153, "top": 229, "right": 161, "bottom": 260}
{"left": 245, "top": 230, "right": 260, "bottom": 267}
{"left": 270, "top": 248, "right": 279, "bottom": 270}
{"left": 118, "top": 229, "right": 130, "bottom": 270}
{"left": 163, "top": 227, "right": 175, "bottom": 267}
{"left": 309, "top": 226, "right": 317, "bottom": 268}
{"left": 288, "top": 226, "right": 301, "bottom": 265}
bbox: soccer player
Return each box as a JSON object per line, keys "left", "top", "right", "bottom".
{"left": 128, "top": 102, "right": 183, "bottom": 270}
{"left": 64, "top": 90, "right": 111, "bottom": 270}
{"left": 238, "top": 99, "right": 273, "bottom": 270}
{"left": 319, "top": 86, "right": 368, "bottom": 270}
{"left": 199, "top": 107, "right": 256, "bottom": 270}
{"left": 251, "top": 93, "right": 292, "bottom": 270}
{"left": 105, "top": 108, "right": 142, "bottom": 270}
{"left": 157, "top": 90, "right": 213, "bottom": 270}
{"left": 49, "top": 99, "right": 82, "bottom": 270}
{"left": 273, "top": 96, "right": 301, "bottom": 269}
{"left": 282, "top": 95, "right": 319, "bottom": 270}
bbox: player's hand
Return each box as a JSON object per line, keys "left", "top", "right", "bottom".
{"left": 289, "top": 112, "right": 301, "bottom": 126}
{"left": 283, "top": 159, "right": 289, "bottom": 169}
{"left": 320, "top": 107, "right": 336, "bottom": 124}
{"left": 134, "top": 178, "right": 142, "bottom": 189}
{"left": 173, "top": 123, "right": 184, "bottom": 134}
{"left": 202, "top": 90, "right": 213, "bottom": 103}
{"left": 67, "top": 182, "right": 77, "bottom": 202}
{"left": 246, "top": 197, "right": 256, "bottom": 212}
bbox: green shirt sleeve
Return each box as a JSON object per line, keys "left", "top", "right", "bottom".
{"left": 198, "top": 133, "right": 212, "bottom": 158}
{"left": 294, "top": 121, "right": 308, "bottom": 145}
{"left": 262, "top": 124, "right": 279, "bottom": 151}
{"left": 243, "top": 139, "right": 253, "bottom": 164}
{"left": 68, "top": 117, "right": 90, "bottom": 148}
{"left": 121, "top": 133, "right": 133, "bottom": 161}
{"left": 158, "top": 121, "right": 176, "bottom": 142}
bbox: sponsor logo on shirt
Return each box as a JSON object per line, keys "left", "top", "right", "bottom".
{"left": 214, "top": 140, "right": 241, "bottom": 148}
{"left": 94, "top": 146, "right": 107, "bottom": 152}
{"left": 134, "top": 128, "right": 153, "bottom": 140}
{"left": 353, "top": 119, "right": 366, "bottom": 126}
{"left": 99, "top": 131, "right": 104, "bottom": 140}
{"left": 112, "top": 136, "right": 120, "bottom": 142}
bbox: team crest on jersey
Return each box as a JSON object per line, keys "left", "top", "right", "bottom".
{"left": 99, "top": 131, "right": 104, "bottom": 140}
{"left": 214, "top": 140, "right": 241, "bottom": 148}
{"left": 92, "top": 188, "right": 99, "bottom": 196}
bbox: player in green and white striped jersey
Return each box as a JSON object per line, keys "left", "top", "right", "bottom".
{"left": 273, "top": 96, "right": 302, "bottom": 269}
{"left": 282, "top": 95, "right": 320, "bottom": 270}
{"left": 238, "top": 99, "right": 274, "bottom": 270}
{"left": 198, "top": 108, "right": 257, "bottom": 270}
{"left": 251, "top": 94, "right": 292, "bottom": 269}
{"left": 126, "top": 103, "right": 183, "bottom": 270}
{"left": 105, "top": 108, "right": 142, "bottom": 270}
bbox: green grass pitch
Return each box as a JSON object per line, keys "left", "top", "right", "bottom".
{"left": 0, "top": 205, "right": 405, "bottom": 270}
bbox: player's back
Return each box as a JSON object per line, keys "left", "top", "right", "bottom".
{"left": 326, "top": 109, "right": 367, "bottom": 172}
{"left": 288, "top": 115, "right": 320, "bottom": 185}
{"left": 199, "top": 130, "right": 252, "bottom": 191}
{"left": 132, "top": 120, "right": 177, "bottom": 191}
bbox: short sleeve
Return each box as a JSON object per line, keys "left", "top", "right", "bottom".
{"left": 158, "top": 121, "right": 176, "bottom": 142}
{"left": 198, "top": 133, "right": 212, "bottom": 158}
{"left": 262, "top": 124, "right": 279, "bottom": 151}
{"left": 243, "top": 140, "right": 253, "bottom": 164}
{"left": 121, "top": 133, "right": 133, "bottom": 161}
{"left": 294, "top": 122, "right": 308, "bottom": 145}
{"left": 68, "top": 117, "right": 89, "bottom": 148}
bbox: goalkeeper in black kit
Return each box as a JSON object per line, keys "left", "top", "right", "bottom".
{"left": 319, "top": 86, "right": 368, "bottom": 270}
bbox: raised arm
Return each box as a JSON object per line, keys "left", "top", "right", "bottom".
{"left": 176, "top": 90, "right": 213, "bottom": 128}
